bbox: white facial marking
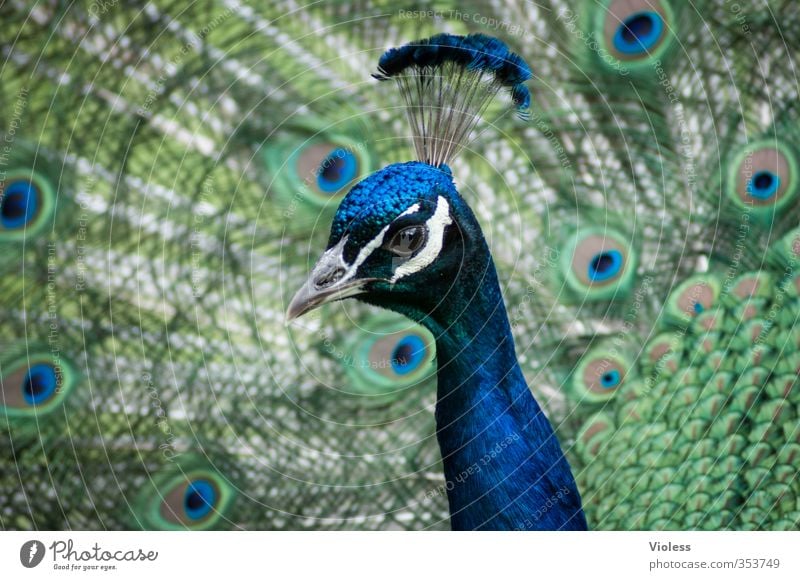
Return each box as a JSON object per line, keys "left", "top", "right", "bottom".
{"left": 313, "top": 198, "right": 447, "bottom": 291}
{"left": 400, "top": 203, "right": 420, "bottom": 217}
{"left": 390, "top": 196, "right": 451, "bottom": 283}
{"left": 333, "top": 201, "right": 425, "bottom": 284}
{"left": 348, "top": 224, "right": 391, "bottom": 276}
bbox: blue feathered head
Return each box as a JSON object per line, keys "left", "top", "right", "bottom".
{"left": 287, "top": 34, "right": 532, "bottom": 322}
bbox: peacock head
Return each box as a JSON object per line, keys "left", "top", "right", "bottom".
{"left": 286, "top": 161, "right": 488, "bottom": 325}
{"left": 287, "top": 33, "right": 532, "bottom": 326}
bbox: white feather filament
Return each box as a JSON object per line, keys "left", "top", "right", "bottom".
{"left": 392, "top": 61, "right": 507, "bottom": 167}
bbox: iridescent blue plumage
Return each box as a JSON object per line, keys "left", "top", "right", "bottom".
{"left": 329, "top": 162, "right": 452, "bottom": 244}
{"left": 296, "top": 159, "right": 586, "bottom": 530}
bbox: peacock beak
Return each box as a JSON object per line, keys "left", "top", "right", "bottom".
{"left": 285, "top": 237, "right": 376, "bottom": 322}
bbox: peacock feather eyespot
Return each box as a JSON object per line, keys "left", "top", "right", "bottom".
{"left": 594, "top": 0, "right": 676, "bottom": 68}
{"left": 291, "top": 139, "right": 366, "bottom": 201}
{"left": 136, "top": 463, "right": 235, "bottom": 530}
{"left": 725, "top": 271, "right": 774, "bottom": 306}
{"left": 182, "top": 479, "right": 217, "bottom": 521}
{"left": 1, "top": 179, "right": 39, "bottom": 228}
{"left": 264, "top": 119, "right": 376, "bottom": 229}
{"left": 587, "top": 249, "right": 623, "bottom": 282}
{"left": 748, "top": 171, "right": 780, "bottom": 200}
{"left": 389, "top": 334, "right": 427, "bottom": 376}
{"left": 315, "top": 148, "right": 359, "bottom": 194}
{"left": 613, "top": 11, "right": 664, "bottom": 55}
{"left": 157, "top": 475, "right": 225, "bottom": 529}
{"left": 663, "top": 274, "right": 722, "bottom": 327}
{"left": 571, "top": 345, "right": 633, "bottom": 403}
{"left": 1, "top": 351, "right": 78, "bottom": 423}
{"left": 0, "top": 170, "right": 56, "bottom": 241}
{"left": 339, "top": 313, "right": 436, "bottom": 403}
{"left": 562, "top": 228, "right": 637, "bottom": 301}
{"left": 600, "top": 369, "right": 621, "bottom": 388}
{"left": 644, "top": 333, "right": 677, "bottom": 366}
{"left": 726, "top": 140, "right": 799, "bottom": 223}
{"left": 22, "top": 363, "right": 59, "bottom": 405}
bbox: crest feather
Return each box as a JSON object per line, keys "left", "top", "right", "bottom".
{"left": 373, "top": 33, "right": 532, "bottom": 166}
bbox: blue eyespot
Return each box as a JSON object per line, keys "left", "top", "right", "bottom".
{"left": 600, "top": 370, "right": 621, "bottom": 389}
{"left": 613, "top": 11, "right": 664, "bottom": 55}
{"left": 316, "top": 148, "right": 358, "bottom": 193}
{"left": 588, "top": 249, "right": 623, "bottom": 282}
{"left": 391, "top": 335, "right": 427, "bottom": 376}
{"left": 1, "top": 179, "right": 39, "bottom": 229}
{"left": 184, "top": 479, "right": 217, "bottom": 521}
{"left": 693, "top": 301, "right": 705, "bottom": 314}
{"left": 747, "top": 171, "right": 780, "bottom": 200}
{"left": 22, "top": 363, "right": 58, "bottom": 406}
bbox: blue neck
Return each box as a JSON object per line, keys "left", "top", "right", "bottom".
{"left": 424, "top": 258, "right": 587, "bottom": 531}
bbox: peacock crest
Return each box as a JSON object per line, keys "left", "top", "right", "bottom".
{"left": 373, "top": 33, "right": 532, "bottom": 166}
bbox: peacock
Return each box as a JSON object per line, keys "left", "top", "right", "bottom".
{"left": 1, "top": 0, "right": 799, "bottom": 531}
{"left": 285, "top": 34, "right": 589, "bottom": 530}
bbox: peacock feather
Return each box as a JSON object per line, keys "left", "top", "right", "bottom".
{"left": 1, "top": 0, "right": 799, "bottom": 531}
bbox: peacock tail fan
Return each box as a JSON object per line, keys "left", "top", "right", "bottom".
{"left": 2, "top": 0, "right": 800, "bottom": 531}
{"left": 570, "top": 256, "right": 800, "bottom": 530}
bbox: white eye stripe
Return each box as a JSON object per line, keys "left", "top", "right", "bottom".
{"left": 328, "top": 197, "right": 450, "bottom": 287}
{"left": 339, "top": 222, "right": 393, "bottom": 284}
{"left": 390, "top": 196, "right": 451, "bottom": 283}
{"left": 343, "top": 201, "right": 433, "bottom": 279}
{"left": 399, "top": 203, "right": 420, "bottom": 217}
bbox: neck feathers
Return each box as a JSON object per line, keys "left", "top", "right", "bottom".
{"left": 428, "top": 248, "right": 587, "bottom": 531}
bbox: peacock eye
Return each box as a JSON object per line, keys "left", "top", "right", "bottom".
{"left": 0, "top": 170, "right": 56, "bottom": 242}
{"left": 339, "top": 313, "right": 436, "bottom": 403}
{"left": 571, "top": 346, "right": 632, "bottom": 403}
{"left": 726, "top": 140, "right": 798, "bottom": 224}
{"left": 613, "top": 10, "right": 664, "bottom": 55}
{"left": 22, "top": 364, "right": 59, "bottom": 406}
{"left": 564, "top": 230, "right": 636, "bottom": 302}
{"left": 597, "top": 0, "right": 674, "bottom": 67}
{"left": 387, "top": 225, "right": 427, "bottom": 257}
{"left": 1, "top": 352, "right": 78, "bottom": 421}
{"left": 135, "top": 462, "right": 236, "bottom": 530}
{"left": 316, "top": 148, "right": 359, "bottom": 193}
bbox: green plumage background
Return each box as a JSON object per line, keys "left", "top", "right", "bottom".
{"left": 1, "top": 0, "right": 798, "bottom": 530}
